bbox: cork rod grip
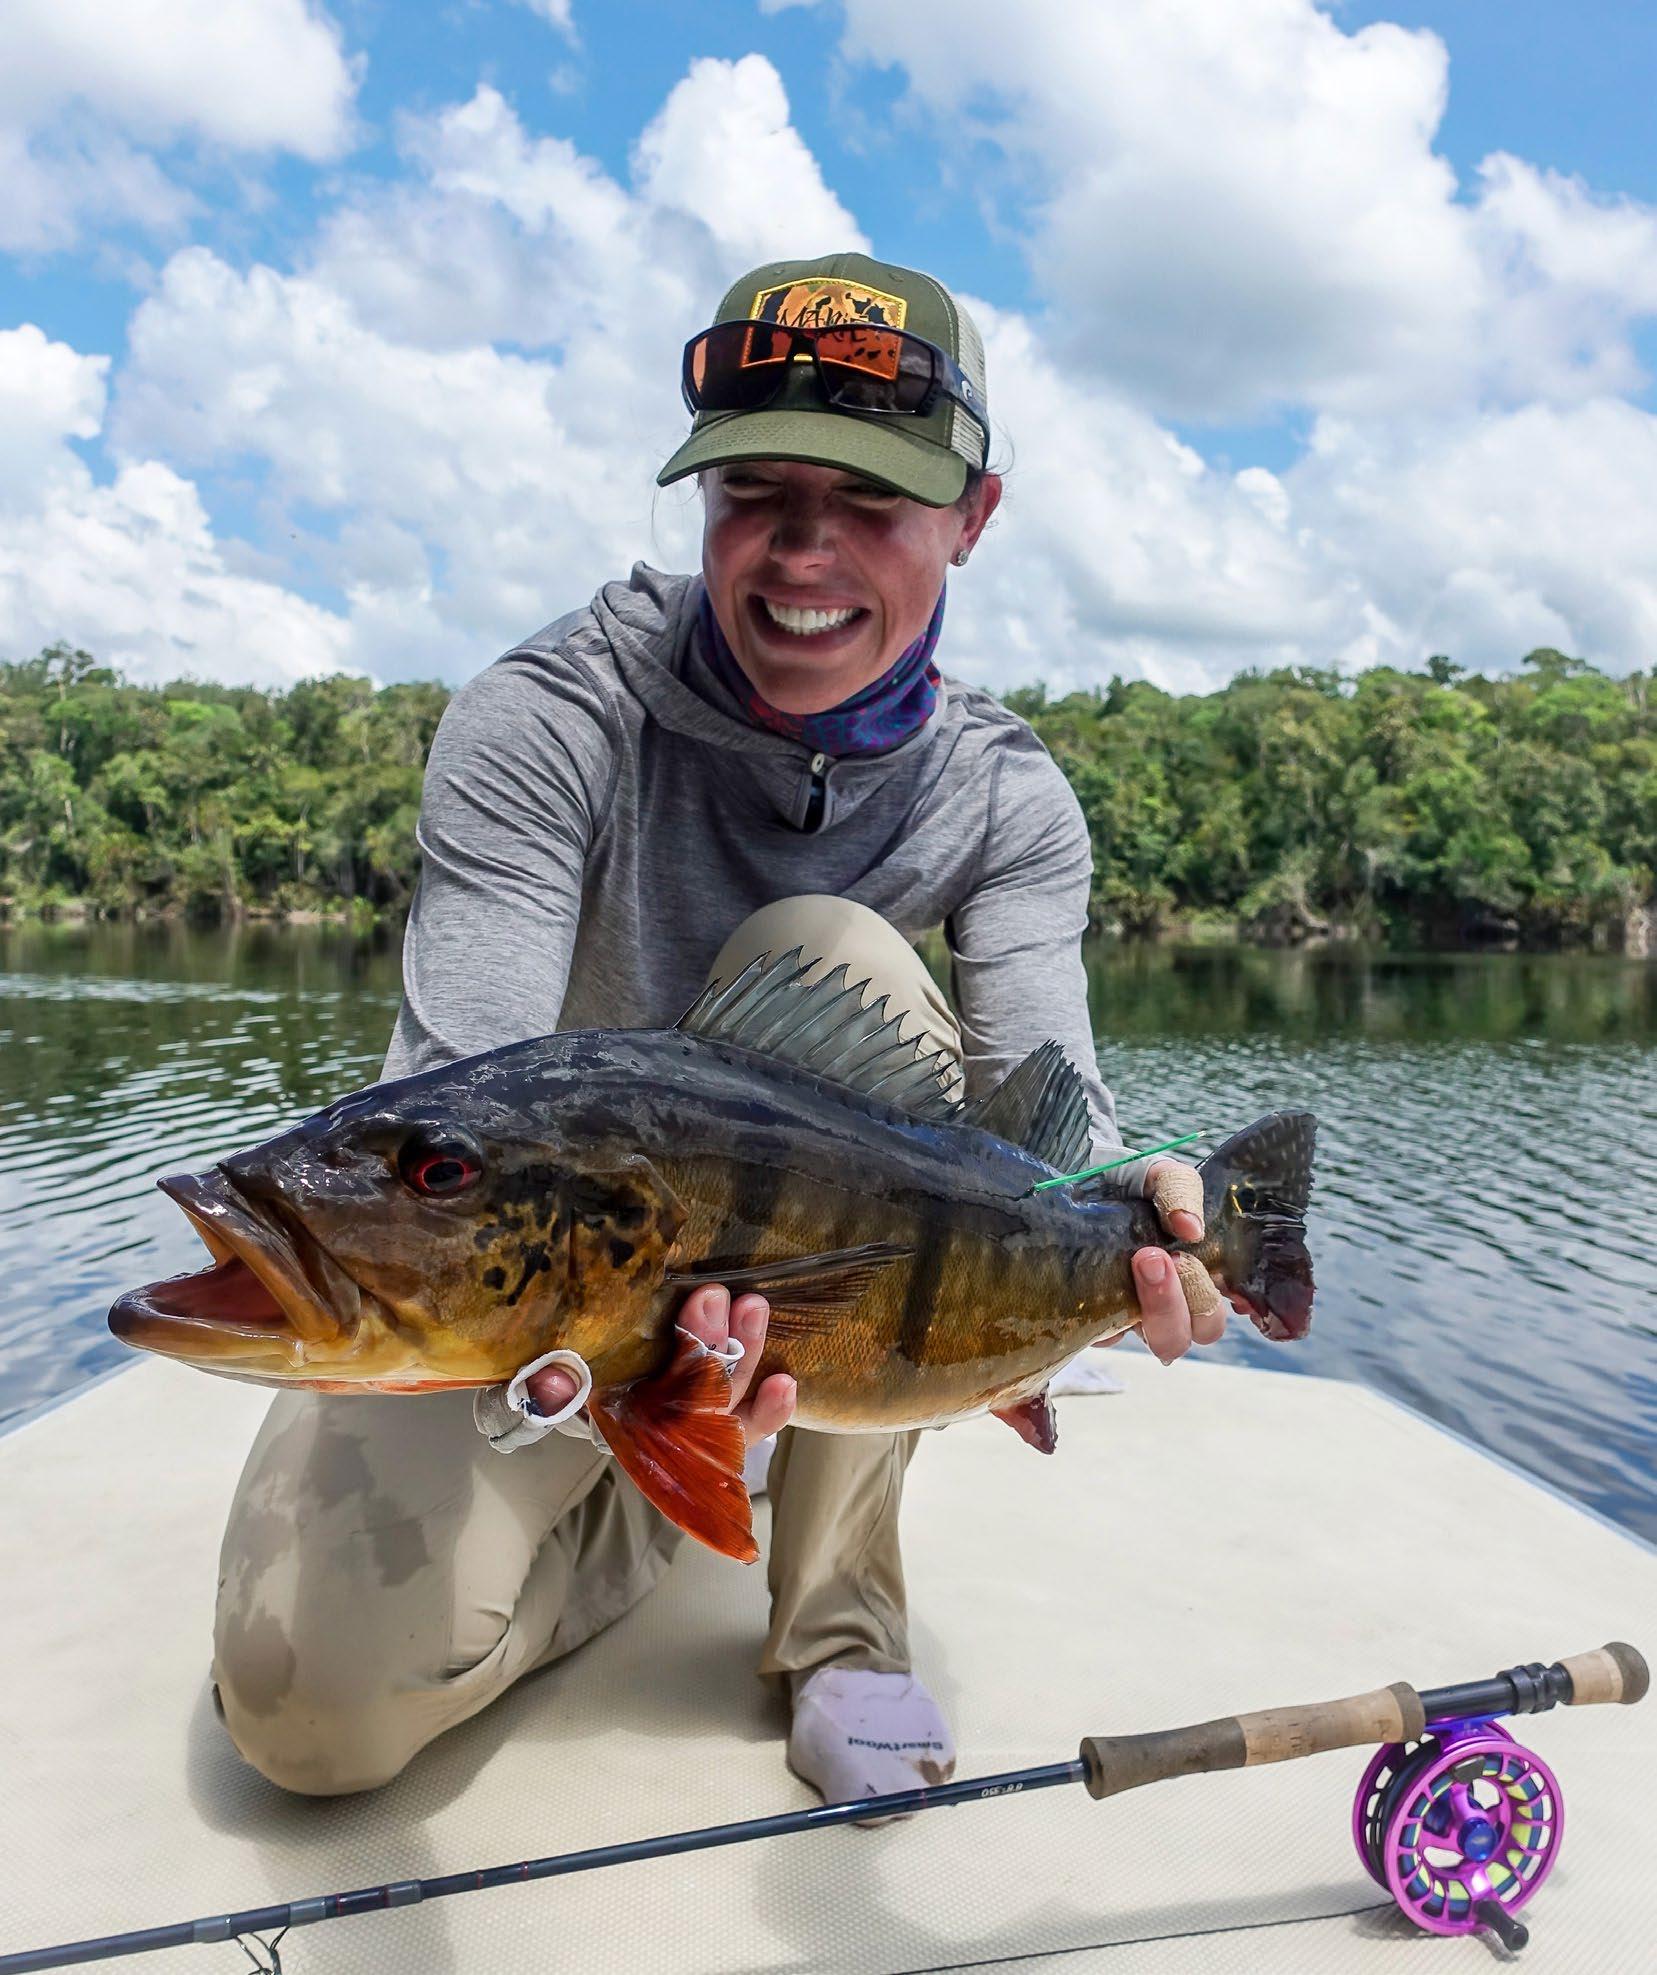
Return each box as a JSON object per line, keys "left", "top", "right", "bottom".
{"left": 1081, "top": 1681, "right": 1424, "bottom": 1801}
{"left": 1560, "top": 1642, "right": 1648, "bottom": 1708}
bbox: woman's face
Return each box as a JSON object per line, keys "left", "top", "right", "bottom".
{"left": 700, "top": 459, "right": 1002, "bottom": 714}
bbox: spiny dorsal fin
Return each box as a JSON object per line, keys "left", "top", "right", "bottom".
{"left": 676, "top": 947, "right": 962, "bottom": 1121}
{"left": 961, "top": 1040, "right": 1093, "bottom": 1172}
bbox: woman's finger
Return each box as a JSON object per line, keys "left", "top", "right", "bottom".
{"left": 1174, "top": 1254, "right": 1227, "bottom": 1346}
{"left": 1131, "top": 1247, "right": 1193, "bottom": 1364}
{"left": 526, "top": 1364, "right": 579, "bottom": 1414}
{"left": 744, "top": 1373, "right": 797, "bottom": 1444}
{"left": 1177, "top": 1256, "right": 1232, "bottom": 1350}
{"left": 676, "top": 1282, "right": 731, "bottom": 1356}
{"left": 1147, "top": 1159, "right": 1204, "bottom": 1243}
{"left": 726, "top": 1292, "right": 770, "bottom": 1409}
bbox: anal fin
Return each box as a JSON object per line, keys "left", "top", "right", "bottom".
{"left": 586, "top": 1331, "right": 757, "bottom": 1563}
{"left": 991, "top": 1388, "right": 1058, "bottom": 1454}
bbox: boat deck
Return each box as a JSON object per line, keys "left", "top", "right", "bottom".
{"left": 1, "top": 1353, "right": 1652, "bottom": 1973}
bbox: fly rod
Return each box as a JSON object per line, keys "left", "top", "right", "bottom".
{"left": 0, "top": 1642, "right": 1643, "bottom": 1973}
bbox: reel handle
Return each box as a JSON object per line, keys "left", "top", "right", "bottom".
{"left": 1559, "top": 1642, "right": 1648, "bottom": 1707}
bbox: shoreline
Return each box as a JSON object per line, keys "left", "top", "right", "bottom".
{"left": 2, "top": 896, "right": 1653, "bottom": 956}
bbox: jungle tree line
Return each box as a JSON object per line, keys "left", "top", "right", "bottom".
{"left": 1, "top": 642, "right": 1652, "bottom": 946}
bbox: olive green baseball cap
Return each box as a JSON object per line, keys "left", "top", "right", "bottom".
{"left": 657, "top": 251, "right": 990, "bottom": 508}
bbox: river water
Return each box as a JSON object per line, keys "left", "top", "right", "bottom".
{"left": 1, "top": 922, "right": 1652, "bottom": 1539}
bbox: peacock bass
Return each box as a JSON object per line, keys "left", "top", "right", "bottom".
{"left": 110, "top": 948, "right": 1317, "bottom": 1562}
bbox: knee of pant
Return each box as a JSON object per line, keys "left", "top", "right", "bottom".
{"left": 214, "top": 1656, "right": 416, "bottom": 1797}
{"left": 218, "top": 1687, "right": 414, "bottom": 1796}
{"left": 708, "top": 894, "right": 963, "bottom": 1068}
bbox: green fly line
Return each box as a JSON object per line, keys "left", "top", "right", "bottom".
{"left": 1029, "top": 1130, "right": 1205, "bottom": 1193}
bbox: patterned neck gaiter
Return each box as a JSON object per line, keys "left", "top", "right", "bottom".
{"left": 696, "top": 585, "right": 946, "bottom": 757}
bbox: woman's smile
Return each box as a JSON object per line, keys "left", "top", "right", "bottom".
{"left": 747, "top": 592, "right": 871, "bottom": 649}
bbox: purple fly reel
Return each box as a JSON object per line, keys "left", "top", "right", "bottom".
{"left": 1352, "top": 1720, "right": 1563, "bottom": 1938}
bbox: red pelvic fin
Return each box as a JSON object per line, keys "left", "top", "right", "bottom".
{"left": 992, "top": 1389, "right": 1058, "bottom": 1454}
{"left": 587, "top": 1331, "right": 758, "bottom": 1563}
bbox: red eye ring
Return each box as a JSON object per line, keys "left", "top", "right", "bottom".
{"left": 398, "top": 1127, "right": 484, "bottom": 1198}
{"left": 407, "top": 1153, "right": 478, "bottom": 1196}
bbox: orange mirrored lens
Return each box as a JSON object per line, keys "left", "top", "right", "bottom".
{"left": 814, "top": 325, "right": 905, "bottom": 381}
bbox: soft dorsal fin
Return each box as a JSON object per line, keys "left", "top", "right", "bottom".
{"left": 676, "top": 948, "right": 962, "bottom": 1122}
{"left": 961, "top": 1040, "right": 1092, "bottom": 1172}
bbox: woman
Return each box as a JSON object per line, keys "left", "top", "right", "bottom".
{"left": 213, "top": 252, "right": 1232, "bottom": 1810}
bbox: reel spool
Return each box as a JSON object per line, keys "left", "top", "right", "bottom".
{"left": 1352, "top": 1720, "right": 1563, "bottom": 1945}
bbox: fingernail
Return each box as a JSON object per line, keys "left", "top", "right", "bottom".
{"left": 1140, "top": 1252, "right": 1167, "bottom": 1283}
{"left": 707, "top": 1285, "right": 730, "bottom": 1318}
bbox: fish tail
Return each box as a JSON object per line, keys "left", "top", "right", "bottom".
{"left": 1199, "top": 1112, "right": 1317, "bottom": 1341}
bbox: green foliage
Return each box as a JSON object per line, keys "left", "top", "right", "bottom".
{"left": 0, "top": 638, "right": 1649, "bottom": 947}
{"left": 1015, "top": 648, "right": 1652, "bottom": 947}
{"left": 0, "top": 645, "right": 446, "bottom": 923}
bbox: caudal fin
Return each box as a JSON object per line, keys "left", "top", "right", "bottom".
{"left": 1199, "top": 1112, "right": 1317, "bottom": 1341}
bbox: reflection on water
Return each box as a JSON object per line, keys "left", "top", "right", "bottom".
{"left": 1, "top": 924, "right": 1653, "bottom": 1539}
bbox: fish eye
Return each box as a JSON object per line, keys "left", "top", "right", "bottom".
{"left": 398, "top": 1125, "right": 485, "bottom": 1198}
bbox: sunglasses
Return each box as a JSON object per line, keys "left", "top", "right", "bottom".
{"left": 680, "top": 319, "right": 988, "bottom": 466}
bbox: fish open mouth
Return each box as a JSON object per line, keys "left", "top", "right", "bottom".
{"left": 109, "top": 1167, "right": 354, "bottom": 1367}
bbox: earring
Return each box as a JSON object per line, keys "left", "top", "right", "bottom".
{"left": 953, "top": 550, "right": 969, "bottom": 566}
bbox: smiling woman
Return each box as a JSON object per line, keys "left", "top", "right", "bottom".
{"left": 206, "top": 249, "right": 1231, "bottom": 1813}
{"left": 695, "top": 459, "right": 999, "bottom": 717}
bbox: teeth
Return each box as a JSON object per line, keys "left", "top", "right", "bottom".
{"left": 762, "top": 599, "right": 861, "bottom": 635}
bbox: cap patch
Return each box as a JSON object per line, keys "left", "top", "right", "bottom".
{"left": 751, "top": 278, "right": 909, "bottom": 334}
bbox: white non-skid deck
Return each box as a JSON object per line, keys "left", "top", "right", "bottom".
{"left": 1, "top": 1353, "right": 1652, "bottom": 1975}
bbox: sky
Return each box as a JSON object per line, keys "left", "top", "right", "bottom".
{"left": 2, "top": 0, "right": 1655, "bottom": 696}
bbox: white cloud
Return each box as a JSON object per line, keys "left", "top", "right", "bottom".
{"left": 514, "top": 0, "right": 577, "bottom": 36}
{"left": 631, "top": 55, "right": 868, "bottom": 268}
{"left": 113, "top": 243, "right": 669, "bottom": 679}
{"left": 941, "top": 302, "right": 1370, "bottom": 694}
{"left": 801, "top": 0, "right": 1479, "bottom": 419}
{"left": 0, "top": 0, "right": 358, "bottom": 253}
{"left": 799, "top": 0, "right": 1657, "bottom": 428}
{"left": 107, "top": 61, "right": 867, "bottom": 680}
{"left": 0, "top": 326, "right": 350, "bottom": 687}
{"left": 1469, "top": 155, "right": 1657, "bottom": 405}
{"left": 1286, "top": 400, "right": 1657, "bottom": 671}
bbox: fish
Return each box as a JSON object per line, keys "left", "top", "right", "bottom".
{"left": 110, "top": 947, "right": 1317, "bottom": 1563}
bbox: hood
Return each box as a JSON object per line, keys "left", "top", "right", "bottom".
{"left": 591, "top": 563, "right": 951, "bottom": 835}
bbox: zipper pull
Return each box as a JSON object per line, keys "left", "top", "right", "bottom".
{"left": 802, "top": 751, "right": 831, "bottom": 831}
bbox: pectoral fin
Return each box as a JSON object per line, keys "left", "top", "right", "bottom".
{"left": 992, "top": 1389, "right": 1058, "bottom": 1454}
{"left": 665, "top": 1242, "right": 913, "bottom": 1321}
{"left": 586, "top": 1331, "right": 757, "bottom": 1563}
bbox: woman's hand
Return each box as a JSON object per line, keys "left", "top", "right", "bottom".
{"left": 525, "top": 1283, "right": 797, "bottom": 1445}
{"left": 1097, "top": 1156, "right": 1253, "bottom": 1365}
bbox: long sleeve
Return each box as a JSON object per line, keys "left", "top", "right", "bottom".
{"left": 380, "top": 653, "right": 618, "bottom": 1082}
{"left": 945, "top": 736, "right": 1157, "bottom": 1195}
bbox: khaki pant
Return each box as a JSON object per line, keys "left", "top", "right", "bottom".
{"left": 215, "top": 896, "right": 963, "bottom": 1794}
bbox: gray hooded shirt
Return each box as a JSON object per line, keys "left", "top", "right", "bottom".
{"left": 381, "top": 562, "right": 1149, "bottom": 1190}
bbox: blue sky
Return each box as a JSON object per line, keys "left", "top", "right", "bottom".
{"left": 3, "top": 0, "right": 1655, "bottom": 690}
